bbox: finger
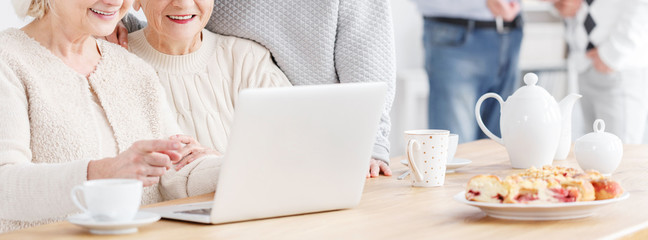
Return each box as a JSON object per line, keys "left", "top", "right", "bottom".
{"left": 380, "top": 163, "right": 393, "bottom": 176}
{"left": 174, "top": 153, "right": 195, "bottom": 171}
{"left": 159, "top": 150, "right": 183, "bottom": 165}
{"left": 169, "top": 134, "right": 198, "bottom": 145}
{"left": 487, "top": 1, "right": 503, "bottom": 17}
{"left": 175, "top": 157, "right": 190, "bottom": 171}
{"left": 144, "top": 152, "right": 172, "bottom": 168}
{"left": 175, "top": 150, "right": 207, "bottom": 170}
{"left": 370, "top": 163, "right": 380, "bottom": 177}
{"left": 596, "top": 62, "right": 613, "bottom": 74}
{"left": 139, "top": 176, "right": 160, "bottom": 187}
{"left": 105, "top": 29, "right": 118, "bottom": 44}
{"left": 500, "top": 2, "right": 519, "bottom": 21}
{"left": 147, "top": 166, "right": 167, "bottom": 177}
{"left": 164, "top": 150, "right": 182, "bottom": 163}
{"left": 117, "top": 25, "right": 128, "bottom": 48}
{"left": 133, "top": 139, "right": 182, "bottom": 153}
{"left": 507, "top": 2, "right": 521, "bottom": 20}
{"left": 586, "top": 49, "right": 596, "bottom": 58}
{"left": 176, "top": 144, "right": 202, "bottom": 159}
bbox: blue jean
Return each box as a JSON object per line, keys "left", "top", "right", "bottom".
{"left": 423, "top": 17, "right": 523, "bottom": 143}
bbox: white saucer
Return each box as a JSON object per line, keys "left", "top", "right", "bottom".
{"left": 400, "top": 158, "right": 472, "bottom": 173}
{"left": 68, "top": 211, "right": 161, "bottom": 235}
{"left": 445, "top": 158, "right": 472, "bottom": 173}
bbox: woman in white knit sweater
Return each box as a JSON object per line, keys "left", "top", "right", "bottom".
{"left": 0, "top": 0, "right": 218, "bottom": 232}
{"left": 127, "top": 0, "right": 291, "bottom": 163}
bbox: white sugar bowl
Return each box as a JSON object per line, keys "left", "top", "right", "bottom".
{"left": 574, "top": 119, "right": 623, "bottom": 175}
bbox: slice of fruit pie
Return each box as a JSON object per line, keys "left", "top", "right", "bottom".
{"left": 465, "top": 166, "right": 623, "bottom": 204}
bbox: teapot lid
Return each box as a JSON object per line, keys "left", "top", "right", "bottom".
{"left": 509, "top": 73, "right": 554, "bottom": 101}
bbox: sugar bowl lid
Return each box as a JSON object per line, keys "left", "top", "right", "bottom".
{"left": 577, "top": 119, "right": 620, "bottom": 143}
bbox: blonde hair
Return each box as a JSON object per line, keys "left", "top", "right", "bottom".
{"left": 26, "top": 0, "right": 51, "bottom": 19}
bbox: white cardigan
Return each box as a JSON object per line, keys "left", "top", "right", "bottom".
{"left": 0, "top": 29, "right": 217, "bottom": 232}
{"left": 565, "top": 0, "right": 648, "bottom": 72}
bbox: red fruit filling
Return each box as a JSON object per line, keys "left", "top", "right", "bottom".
{"left": 493, "top": 194, "right": 505, "bottom": 203}
{"left": 550, "top": 188, "right": 578, "bottom": 202}
{"left": 514, "top": 192, "right": 538, "bottom": 203}
{"left": 467, "top": 190, "right": 480, "bottom": 199}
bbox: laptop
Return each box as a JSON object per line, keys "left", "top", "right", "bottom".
{"left": 144, "top": 82, "right": 387, "bottom": 224}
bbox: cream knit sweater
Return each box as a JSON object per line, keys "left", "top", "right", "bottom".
{"left": 128, "top": 29, "right": 291, "bottom": 153}
{"left": 0, "top": 29, "right": 216, "bottom": 232}
{"left": 124, "top": 0, "right": 396, "bottom": 162}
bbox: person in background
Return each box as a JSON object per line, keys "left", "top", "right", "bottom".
{"left": 410, "top": 0, "right": 523, "bottom": 143}
{"left": 117, "top": 0, "right": 396, "bottom": 178}
{"left": 553, "top": 0, "right": 648, "bottom": 143}
{"left": 0, "top": 0, "right": 216, "bottom": 232}
{"left": 127, "top": 0, "right": 291, "bottom": 164}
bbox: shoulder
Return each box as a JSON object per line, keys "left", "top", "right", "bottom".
{"left": 206, "top": 30, "right": 272, "bottom": 58}
{"left": 0, "top": 29, "right": 44, "bottom": 87}
{"left": 97, "top": 39, "right": 157, "bottom": 78}
{"left": 0, "top": 29, "right": 34, "bottom": 59}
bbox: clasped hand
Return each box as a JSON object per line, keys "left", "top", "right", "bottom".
{"left": 88, "top": 136, "right": 220, "bottom": 186}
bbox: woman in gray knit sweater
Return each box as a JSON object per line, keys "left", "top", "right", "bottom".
{"left": 117, "top": 0, "right": 396, "bottom": 178}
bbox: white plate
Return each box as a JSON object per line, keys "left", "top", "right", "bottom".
{"left": 68, "top": 211, "right": 161, "bottom": 235}
{"left": 454, "top": 191, "right": 630, "bottom": 220}
{"left": 400, "top": 158, "right": 472, "bottom": 173}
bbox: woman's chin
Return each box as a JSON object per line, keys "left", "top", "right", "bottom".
{"left": 93, "top": 27, "right": 120, "bottom": 40}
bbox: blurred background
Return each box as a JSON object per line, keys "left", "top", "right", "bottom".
{"left": 0, "top": 1, "right": 576, "bottom": 158}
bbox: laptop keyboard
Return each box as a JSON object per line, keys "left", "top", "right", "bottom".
{"left": 175, "top": 208, "right": 212, "bottom": 215}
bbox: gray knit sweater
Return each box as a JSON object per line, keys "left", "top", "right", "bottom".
{"left": 125, "top": 0, "right": 396, "bottom": 162}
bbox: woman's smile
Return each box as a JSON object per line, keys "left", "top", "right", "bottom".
{"left": 167, "top": 14, "right": 196, "bottom": 24}
{"left": 89, "top": 8, "right": 119, "bottom": 20}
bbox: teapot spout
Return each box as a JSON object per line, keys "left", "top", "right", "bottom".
{"left": 555, "top": 93, "right": 582, "bottom": 160}
{"left": 559, "top": 93, "right": 582, "bottom": 113}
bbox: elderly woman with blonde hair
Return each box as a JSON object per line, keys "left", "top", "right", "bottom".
{"left": 127, "top": 0, "right": 292, "bottom": 163}
{"left": 0, "top": 0, "right": 217, "bottom": 232}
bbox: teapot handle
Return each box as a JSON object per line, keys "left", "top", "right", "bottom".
{"left": 475, "top": 93, "right": 504, "bottom": 145}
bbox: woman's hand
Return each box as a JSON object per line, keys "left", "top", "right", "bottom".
{"left": 96, "top": 21, "right": 129, "bottom": 49}
{"left": 170, "top": 135, "right": 221, "bottom": 170}
{"left": 87, "top": 139, "right": 183, "bottom": 186}
{"left": 367, "top": 158, "right": 392, "bottom": 178}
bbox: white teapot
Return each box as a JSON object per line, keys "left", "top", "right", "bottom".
{"left": 475, "top": 73, "right": 581, "bottom": 168}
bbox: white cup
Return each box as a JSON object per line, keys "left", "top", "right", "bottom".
{"left": 447, "top": 134, "right": 459, "bottom": 162}
{"left": 71, "top": 179, "right": 143, "bottom": 222}
{"left": 405, "top": 129, "right": 449, "bottom": 187}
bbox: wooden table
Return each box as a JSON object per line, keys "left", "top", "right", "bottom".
{"left": 4, "top": 140, "right": 648, "bottom": 239}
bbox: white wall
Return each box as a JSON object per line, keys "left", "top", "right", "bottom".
{"left": 391, "top": 0, "right": 425, "bottom": 71}
{"left": 0, "top": 2, "right": 30, "bottom": 30}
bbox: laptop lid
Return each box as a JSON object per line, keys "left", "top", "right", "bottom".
{"left": 209, "top": 82, "right": 387, "bottom": 224}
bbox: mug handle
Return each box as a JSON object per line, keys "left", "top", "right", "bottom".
{"left": 406, "top": 139, "right": 424, "bottom": 182}
{"left": 475, "top": 93, "right": 504, "bottom": 145}
{"left": 70, "top": 186, "right": 88, "bottom": 213}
